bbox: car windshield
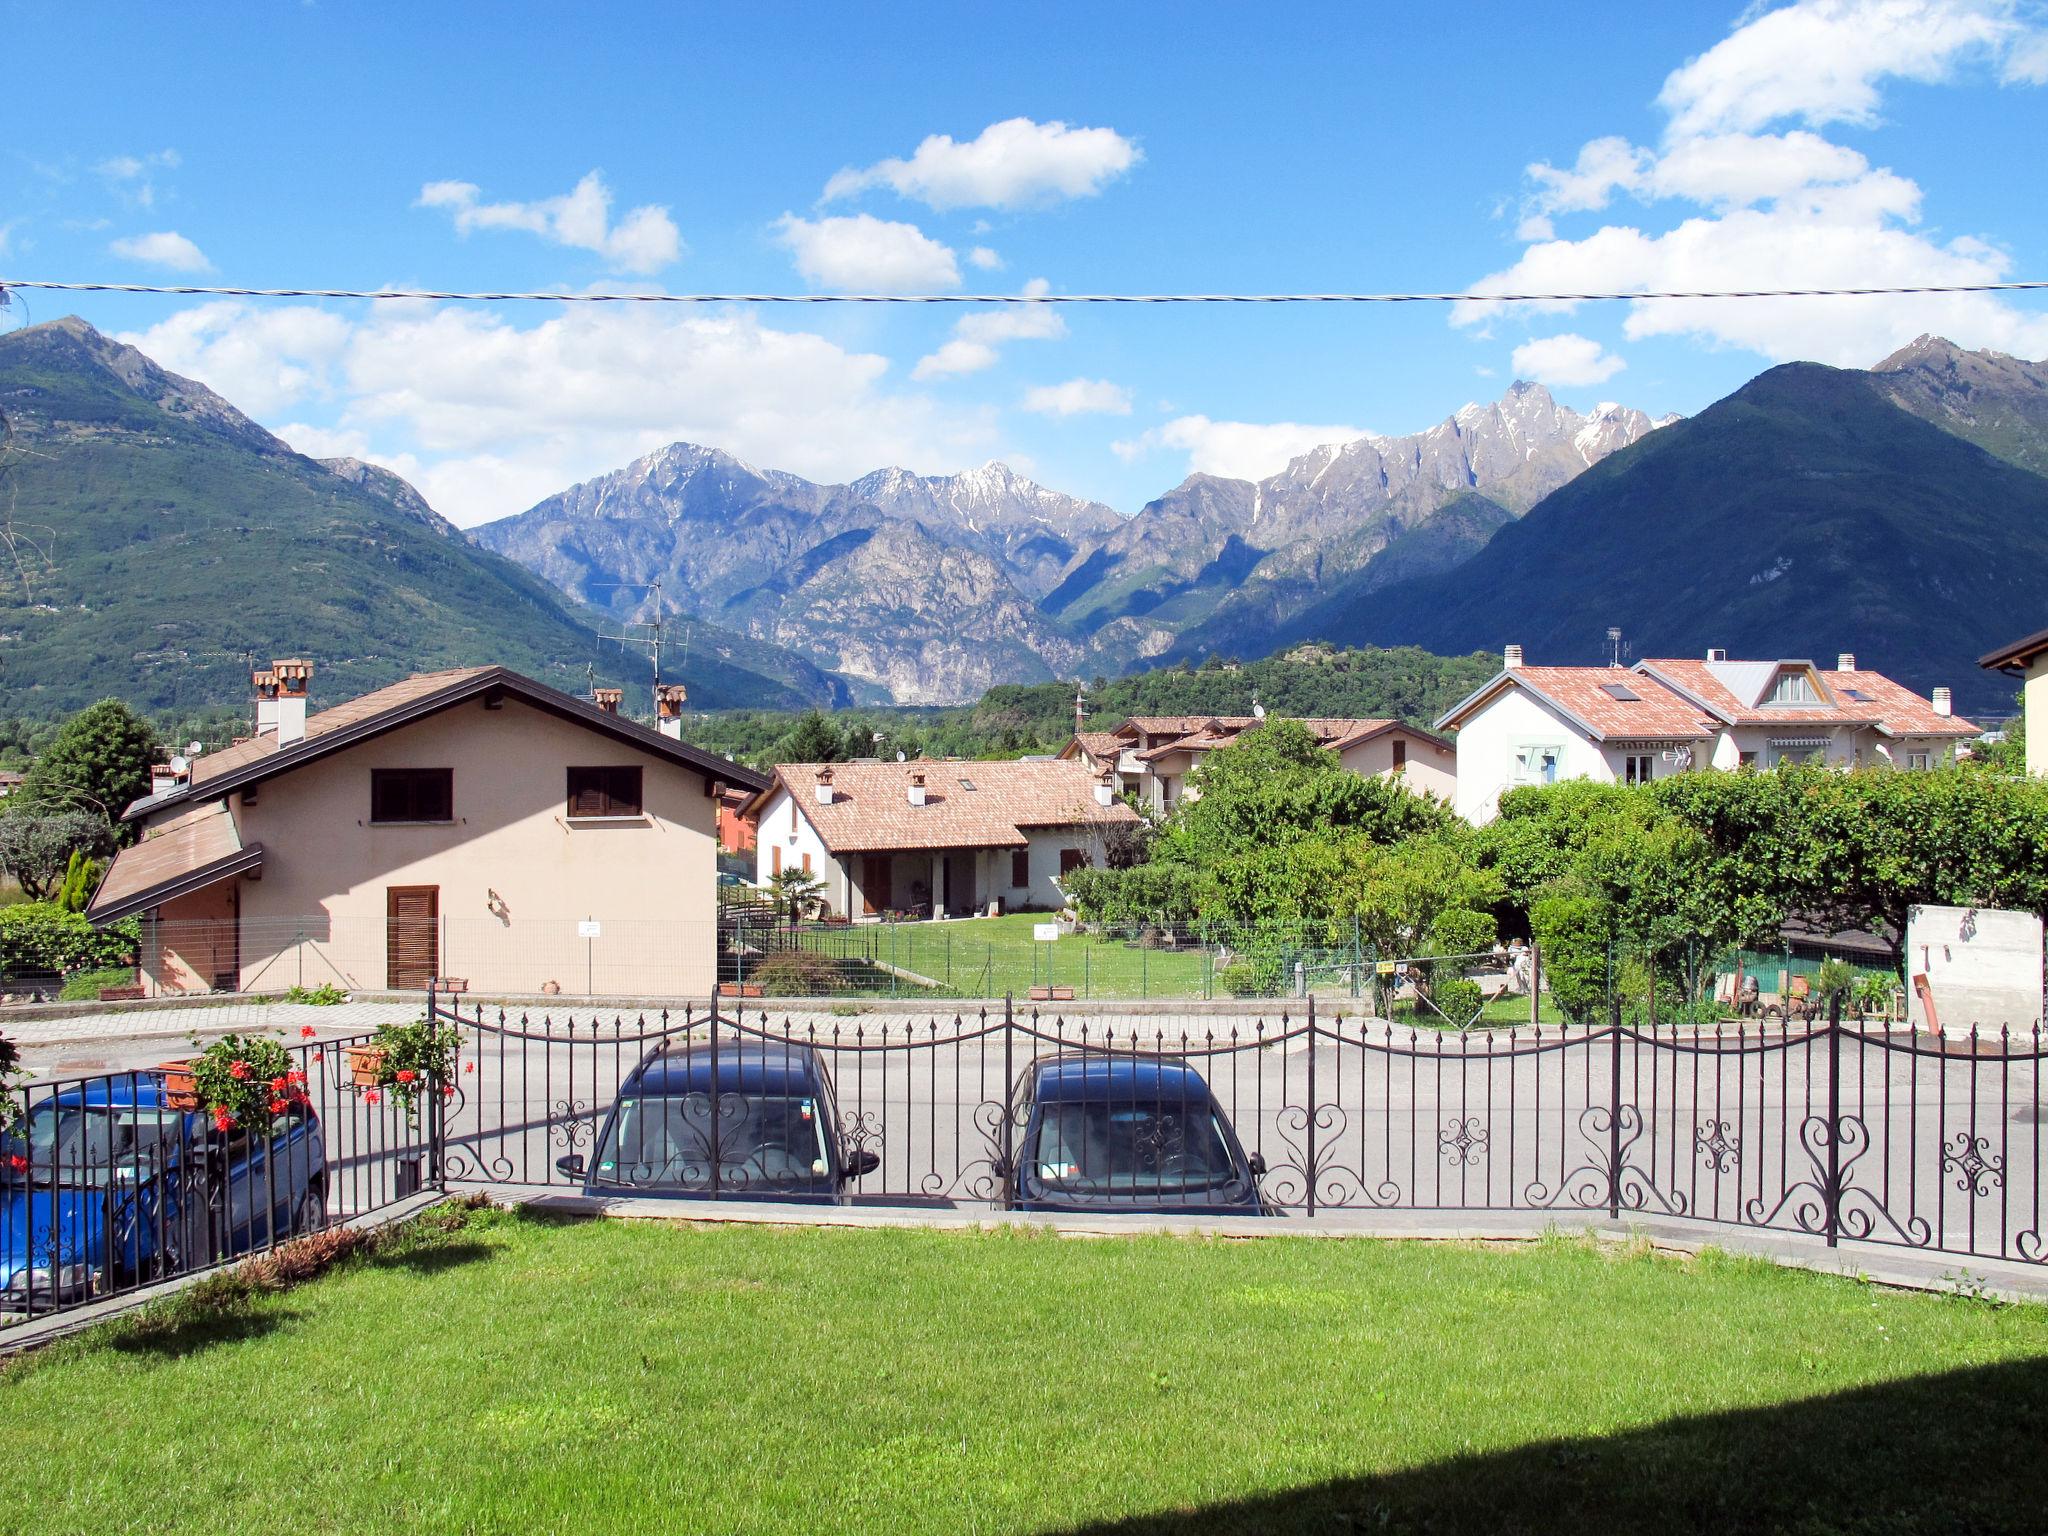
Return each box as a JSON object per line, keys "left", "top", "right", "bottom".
{"left": 591, "top": 1093, "right": 833, "bottom": 1193}
{"left": 1028, "top": 1098, "right": 1241, "bottom": 1195}
{"left": 0, "top": 1104, "right": 181, "bottom": 1187}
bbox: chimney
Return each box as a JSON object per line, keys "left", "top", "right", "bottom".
{"left": 907, "top": 771, "right": 927, "bottom": 807}
{"left": 592, "top": 687, "right": 622, "bottom": 715}
{"left": 251, "top": 667, "right": 280, "bottom": 737}
{"left": 1706, "top": 648, "right": 1728, "bottom": 663}
{"left": 1933, "top": 687, "right": 1952, "bottom": 718}
{"left": 271, "top": 658, "right": 312, "bottom": 746}
{"left": 654, "top": 683, "right": 688, "bottom": 740}
{"left": 1095, "top": 769, "right": 1117, "bottom": 807}
{"left": 1837, "top": 653, "right": 1856, "bottom": 672}
{"left": 1503, "top": 644, "right": 1523, "bottom": 669}
{"left": 814, "top": 767, "right": 836, "bottom": 806}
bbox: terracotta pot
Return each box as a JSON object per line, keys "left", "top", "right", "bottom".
{"left": 345, "top": 1045, "right": 388, "bottom": 1088}
{"left": 155, "top": 1060, "right": 200, "bottom": 1111}
{"left": 717, "top": 982, "right": 764, "bottom": 998}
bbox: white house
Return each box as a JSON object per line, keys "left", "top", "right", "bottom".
{"left": 1059, "top": 714, "right": 1455, "bottom": 816}
{"left": 1438, "top": 645, "right": 1977, "bottom": 824}
{"left": 746, "top": 758, "right": 1141, "bottom": 920}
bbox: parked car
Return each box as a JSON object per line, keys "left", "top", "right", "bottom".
{"left": 0, "top": 1076, "right": 327, "bottom": 1311}
{"left": 560, "top": 1041, "right": 881, "bottom": 1203}
{"left": 1000, "top": 1055, "right": 1271, "bottom": 1214}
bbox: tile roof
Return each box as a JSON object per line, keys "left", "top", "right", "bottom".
{"left": 1500, "top": 667, "right": 1718, "bottom": 741}
{"left": 1063, "top": 731, "right": 1126, "bottom": 767}
{"left": 87, "top": 800, "right": 263, "bottom": 923}
{"left": 1640, "top": 660, "right": 1976, "bottom": 737}
{"left": 188, "top": 668, "right": 496, "bottom": 788}
{"left": 764, "top": 759, "right": 1139, "bottom": 854}
{"left": 1128, "top": 716, "right": 1447, "bottom": 762}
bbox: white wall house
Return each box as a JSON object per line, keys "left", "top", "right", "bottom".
{"left": 747, "top": 759, "right": 1141, "bottom": 920}
{"left": 1439, "top": 645, "right": 1977, "bottom": 825}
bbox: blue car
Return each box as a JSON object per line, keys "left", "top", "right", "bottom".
{"left": 0, "top": 1077, "right": 327, "bottom": 1312}
{"left": 561, "top": 1041, "right": 881, "bottom": 1203}
{"left": 1001, "top": 1055, "right": 1270, "bottom": 1215}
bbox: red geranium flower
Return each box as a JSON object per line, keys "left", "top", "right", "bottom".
{"left": 441, "top": 1085, "right": 456, "bottom": 1099}
{"left": 213, "top": 1108, "right": 235, "bottom": 1132}
{"left": 268, "top": 1098, "right": 287, "bottom": 1114}
{"left": 395, "top": 1068, "right": 417, "bottom": 1084}
{"left": 5, "top": 1153, "right": 26, "bottom": 1172}
{"left": 269, "top": 1075, "right": 289, "bottom": 1092}
{"left": 287, "top": 1070, "right": 307, "bottom": 1086}
{"left": 463, "top": 1061, "right": 475, "bottom": 1074}
{"left": 300, "top": 1025, "right": 317, "bottom": 1039}
{"left": 363, "top": 1089, "right": 381, "bottom": 1106}
{"left": 228, "top": 1060, "right": 251, "bottom": 1081}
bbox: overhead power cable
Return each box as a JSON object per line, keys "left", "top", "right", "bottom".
{"left": 3, "top": 277, "right": 2048, "bottom": 306}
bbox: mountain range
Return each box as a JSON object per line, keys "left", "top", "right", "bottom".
{"left": 476, "top": 384, "right": 1674, "bottom": 703}
{"left": 0, "top": 318, "right": 846, "bottom": 714}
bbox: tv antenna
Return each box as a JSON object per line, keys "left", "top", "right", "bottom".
{"left": 1606, "top": 626, "right": 1626, "bottom": 667}
{"left": 590, "top": 578, "right": 670, "bottom": 701}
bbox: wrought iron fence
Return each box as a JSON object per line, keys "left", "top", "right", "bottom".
{"left": 0, "top": 1030, "right": 436, "bottom": 1329}
{"left": 429, "top": 991, "right": 2047, "bottom": 1267}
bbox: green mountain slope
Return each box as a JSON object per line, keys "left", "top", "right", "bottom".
{"left": 0, "top": 318, "right": 842, "bottom": 715}
{"left": 1320, "top": 363, "right": 2048, "bottom": 712}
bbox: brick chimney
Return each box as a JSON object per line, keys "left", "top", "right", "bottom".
{"left": 814, "top": 767, "right": 836, "bottom": 805}
{"left": 271, "top": 659, "right": 312, "bottom": 745}
{"left": 592, "top": 687, "right": 622, "bottom": 715}
{"left": 1503, "top": 644, "right": 1523, "bottom": 669}
{"left": 907, "top": 771, "right": 927, "bottom": 807}
{"left": 654, "top": 683, "right": 688, "bottom": 740}
{"left": 1837, "top": 652, "right": 1856, "bottom": 672}
{"left": 1933, "top": 686, "right": 1952, "bottom": 718}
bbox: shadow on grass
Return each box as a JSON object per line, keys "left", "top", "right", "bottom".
{"left": 109, "top": 1305, "right": 302, "bottom": 1359}
{"left": 363, "top": 1239, "right": 499, "bottom": 1277}
{"left": 1055, "top": 1355, "right": 2048, "bottom": 1535}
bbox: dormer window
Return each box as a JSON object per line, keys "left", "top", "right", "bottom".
{"left": 1766, "top": 672, "right": 1819, "bottom": 706}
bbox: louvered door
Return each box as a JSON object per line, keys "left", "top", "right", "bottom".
{"left": 385, "top": 885, "right": 440, "bottom": 990}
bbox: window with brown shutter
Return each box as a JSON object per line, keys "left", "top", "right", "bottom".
{"left": 1010, "top": 849, "right": 1030, "bottom": 888}
{"left": 370, "top": 768, "right": 453, "bottom": 824}
{"left": 566, "top": 765, "right": 643, "bottom": 818}
{"left": 1391, "top": 738, "right": 1407, "bottom": 773}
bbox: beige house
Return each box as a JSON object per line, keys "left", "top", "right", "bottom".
{"left": 89, "top": 664, "right": 764, "bottom": 998}
{"left": 747, "top": 758, "right": 1140, "bottom": 920}
{"left": 1979, "top": 627, "right": 2048, "bottom": 775}
{"left": 1061, "top": 714, "right": 1456, "bottom": 815}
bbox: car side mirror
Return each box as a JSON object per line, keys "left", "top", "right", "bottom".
{"left": 555, "top": 1154, "right": 586, "bottom": 1179}
{"left": 846, "top": 1148, "right": 881, "bottom": 1179}
{"left": 1247, "top": 1153, "right": 1268, "bottom": 1179}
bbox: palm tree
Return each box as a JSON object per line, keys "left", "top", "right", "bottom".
{"left": 767, "top": 867, "right": 827, "bottom": 922}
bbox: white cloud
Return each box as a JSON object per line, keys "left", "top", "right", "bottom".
{"left": 95, "top": 149, "right": 179, "bottom": 208}
{"left": 120, "top": 299, "right": 997, "bottom": 527}
{"left": 1112, "top": 415, "right": 1365, "bottom": 483}
{"left": 1658, "top": 0, "right": 2041, "bottom": 138}
{"left": 1510, "top": 333, "right": 1627, "bottom": 387}
{"left": 772, "top": 213, "right": 960, "bottom": 292}
{"left": 107, "top": 230, "right": 213, "bottom": 273}
{"left": 968, "top": 245, "right": 1004, "bottom": 271}
{"left": 824, "top": 117, "right": 1140, "bottom": 210}
{"left": 1468, "top": 0, "right": 2048, "bottom": 367}
{"left": 1022, "top": 378, "right": 1132, "bottom": 416}
{"left": 415, "top": 171, "right": 682, "bottom": 274}
{"left": 913, "top": 278, "right": 1067, "bottom": 378}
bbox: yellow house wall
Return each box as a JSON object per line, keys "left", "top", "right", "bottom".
{"left": 2027, "top": 663, "right": 2048, "bottom": 777}
{"left": 154, "top": 695, "right": 720, "bottom": 997}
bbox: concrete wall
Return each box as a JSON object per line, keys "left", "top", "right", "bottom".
{"left": 2026, "top": 662, "right": 2048, "bottom": 777}
{"left": 1905, "top": 904, "right": 2043, "bottom": 1035}
{"left": 173, "top": 695, "right": 721, "bottom": 997}
{"left": 1450, "top": 688, "right": 1614, "bottom": 824}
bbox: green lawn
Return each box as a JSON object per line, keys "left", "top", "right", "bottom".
{"left": 6, "top": 1208, "right": 2047, "bottom": 1532}
{"left": 795, "top": 913, "right": 1216, "bottom": 999}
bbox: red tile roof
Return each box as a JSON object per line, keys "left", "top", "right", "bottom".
{"left": 1640, "top": 659, "right": 1976, "bottom": 737}
{"left": 1499, "top": 667, "right": 1717, "bottom": 741}
{"left": 762, "top": 759, "right": 1138, "bottom": 854}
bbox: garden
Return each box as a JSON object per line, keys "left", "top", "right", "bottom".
{"left": 1, "top": 1206, "right": 2044, "bottom": 1532}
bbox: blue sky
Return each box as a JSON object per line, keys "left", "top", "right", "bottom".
{"left": 6, "top": 0, "right": 2047, "bottom": 525}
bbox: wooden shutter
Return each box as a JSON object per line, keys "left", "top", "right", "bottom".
{"left": 1011, "top": 849, "right": 1030, "bottom": 888}
{"left": 385, "top": 886, "right": 439, "bottom": 990}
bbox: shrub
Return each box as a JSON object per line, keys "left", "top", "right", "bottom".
{"left": 190, "top": 1034, "right": 308, "bottom": 1136}
{"left": 0, "top": 903, "right": 138, "bottom": 975}
{"left": 749, "top": 951, "right": 843, "bottom": 997}
{"left": 286, "top": 982, "right": 348, "bottom": 1006}
{"left": 1814, "top": 957, "right": 1856, "bottom": 1004}
{"left": 1219, "top": 949, "right": 1285, "bottom": 998}
{"left": 59, "top": 965, "right": 136, "bottom": 1001}
{"left": 1429, "top": 975, "right": 1484, "bottom": 1027}
{"left": 1529, "top": 891, "right": 1612, "bottom": 1025}
{"left": 363, "top": 1016, "right": 463, "bottom": 1115}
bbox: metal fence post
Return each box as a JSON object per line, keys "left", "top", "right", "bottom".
{"left": 425, "top": 981, "right": 444, "bottom": 1190}
{"left": 1001, "top": 993, "right": 1015, "bottom": 1209}
{"left": 1608, "top": 994, "right": 1624, "bottom": 1220}
{"left": 708, "top": 995, "right": 721, "bottom": 1201}
{"left": 1305, "top": 994, "right": 1318, "bottom": 1218}
{"left": 1825, "top": 990, "right": 1842, "bottom": 1248}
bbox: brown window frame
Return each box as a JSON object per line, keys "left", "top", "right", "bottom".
{"left": 1390, "top": 738, "right": 1407, "bottom": 773}
{"left": 566, "top": 765, "right": 644, "bottom": 819}
{"left": 370, "top": 768, "right": 454, "bottom": 825}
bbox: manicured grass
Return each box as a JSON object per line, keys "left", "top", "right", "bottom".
{"left": 798, "top": 913, "right": 1216, "bottom": 999}
{"left": 5, "top": 1209, "right": 2047, "bottom": 1532}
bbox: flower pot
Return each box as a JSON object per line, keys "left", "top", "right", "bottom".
{"left": 345, "top": 1045, "right": 388, "bottom": 1088}
{"left": 155, "top": 1060, "right": 200, "bottom": 1111}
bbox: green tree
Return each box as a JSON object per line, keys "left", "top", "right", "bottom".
{"left": 17, "top": 699, "right": 157, "bottom": 839}
{"left": 766, "top": 866, "right": 827, "bottom": 921}
{"left": 0, "top": 811, "right": 113, "bottom": 902}
{"left": 54, "top": 849, "right": 102, "bottom": 913}
{"left": 775, "top": 710, "right": 846, "bottom": 765}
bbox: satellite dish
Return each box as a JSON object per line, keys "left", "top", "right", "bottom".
{"left": 187, "top": 741, "right": 203, "bottom": 756}
{"left": 896, "top": 751, "right": 906, "bottom": 763}
{"left": 169, "top": 755, "right": 189, "bottom": 775}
